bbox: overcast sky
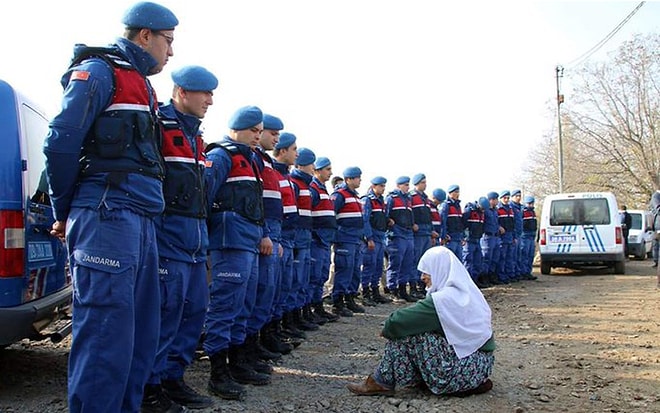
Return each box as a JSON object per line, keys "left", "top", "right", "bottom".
{"left": 2, "top": 0, "right": 657, "bottom": 202}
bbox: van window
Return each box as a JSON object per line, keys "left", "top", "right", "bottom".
{"left": 629, "top": 213, "right": 642, "bottom": 230}
{"left": 21, "top": 102, "right": 48, "bottom": 197}
{"left": 549, "top": 198, "right": 611, "bottom": 226}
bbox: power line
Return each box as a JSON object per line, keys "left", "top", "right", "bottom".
{"left": 565, "top": 1, "right": 646, "bottom": 69}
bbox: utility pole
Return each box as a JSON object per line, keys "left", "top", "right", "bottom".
{"left": 556, "top": 65, "right": 565, "bottom": 193}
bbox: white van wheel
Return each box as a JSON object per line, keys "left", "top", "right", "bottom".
{"left": 540, "top": 261, "right": 551, "bottom": 275}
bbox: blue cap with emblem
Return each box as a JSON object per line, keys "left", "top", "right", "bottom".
{"left": 122, "top": 2, "right": 179, "bottom": 30}
{"left": 171, "top": 65, "right": 218, "bottom": 92}
{"left": 500, "top": 190, "right": 511, "bottom": 198}
{"left": 343, "top": 166, "right": 362, "bottom": 179}
{"left": 295, "top": 148, "right": 316, "bottom": 166}
{"left": 275, "top": 132, "right": 296, "bottom": 149}
{"left": 228, "top": 105, "right": 262, "bottom": 131}
{"left": 412, "top": 173, "right": 426, "bottom": 185}
{"left": 448, "top": 184, "right": 460, "bottom": 193}
{"left": 314, "top": 157, "right": 331, "bottom": 170}
{"left": 396, "top": 176, "right": 410, "bottom": 185}
{"left": 511, "top": 189, "right": 521, "bottom": 196}
{"left": 263, "top": 114, "right": 284, "bottom": 131}
{"left": 433, "top": 188, "right": 447, "bottom": 202}
{"left": 371, "top": 176, "right": 387, "bottom": 185}
{"left": 524, "top": 195, "right": 535, "bottom": 204}
{"left": 478, "top": 196, "right": 489, "bottom": 209}
{"left": 487, "top": 191, "right": 499, "bottom": 200}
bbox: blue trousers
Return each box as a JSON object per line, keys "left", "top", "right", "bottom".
{"left": 446, "top": 233, "right": 464, "bottom": 262}
{"left": 247, "top": 240, "right": 279, "bottom": 336}
{"left": 203, "top": 248, "right": 258, "bottom": 356}
{"left": 385, "top": 237, "right": 415, "bottom": 289}
{"left": 66, "top": 207, "right": 160, "bottom": 413}
{"left": 481, "top": 234, "right": 501, "bottom": 275}
{"left": 462, "top": 241, "right": 483, "bottom": 281}
{"left": 310, "top": 241, "right": 331, "bottom": 303}
{"left": 498, "top": 239, "right": 515, "bottom": 281}
{"left": 275, "top": 244, "right": 294, "bottom": 319}
{"left": 149, "top": 259, "right": 208, "bottom": 384}
{"left": 332, "top": 241, "right": 361, "bottom": 297}
{"left": 292, "top": 247, "right": 311, "bottom": 309}
{"left": 520, "top": 236, "right": 536, "bottom": 276}
{"left": 413, "top": 235, "right": 432, "bottom": 283}
{"left": 361, "top": 241, "right": 385, "bottom": 288}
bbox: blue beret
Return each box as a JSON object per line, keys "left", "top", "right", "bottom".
{"left": 396, "top": 176, "right": 410, "bottom": 185}
{"left": 171, "top": 65, "right": 218, "bottom": 92}
{"left": 314, "top": 157, "right": 331, "bottom": 170}
{"left": 478, "top": 196, "right": 490, "bottom": 209}
{"left": 263, "top": 114, "right": 284, "bottom": 131}
{"left": 511, "top": 189, "right": 522, "bottom": 196}
{"left": 343, "top": 166, "right": 362, "bottom": 179}
{"left": 122, "top": 2, "right": 179, "bottom": 30}
{"left": 275, "top": 132, "right": 296, "bottom": 149}
{"left": 295, "top": 147, "right": 316, "bottom": 166}
{"left": 371, "top": 176, "right": 387, "bottom": 185}
{"left": 448, "top": 184, "right": 460, "bottom": 193}
{"left": 487, "top": 191, "right": 499, "bottom": 200}
{"left": 412, "top": 173, "right": 426, "bottom": 185}
{"left": 432, "top": 188, "right": 447, "bottom": 202}
{"left": 228, "top": 105, "right": 263, "bottom": 131}
{"left": 524, "top": 195, "right": 535, "bottom": 204}
{"left": 500, "top": 190, "right": 511, "bottom": 198}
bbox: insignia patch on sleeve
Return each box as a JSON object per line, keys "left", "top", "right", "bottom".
{"left": 205, "top": 160, "right": 213, "bottom": 167}
{"left": 70, "top": 70, "right": 90, "bottom": 81}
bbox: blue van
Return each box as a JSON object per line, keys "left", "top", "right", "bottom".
{"left": 0, "top": 79, "right": 72, "bottom": 347}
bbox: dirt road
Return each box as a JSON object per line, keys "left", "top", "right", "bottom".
{"left": 1, "top": 259, "right": 659, "bottom": 413}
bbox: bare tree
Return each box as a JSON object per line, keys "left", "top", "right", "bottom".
{"left": 520, "top": 34, "right": 660, "bottom": 209}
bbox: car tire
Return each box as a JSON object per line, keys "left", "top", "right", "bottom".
{"left": 540, "top": 261, "right": 551, "bottom": 275}
{"left": 614, "top": 260, "right": 625, "bottom": 274}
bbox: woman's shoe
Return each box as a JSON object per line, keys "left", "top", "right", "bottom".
{"left": 346, "top": 375, "right": 394, "bottom": 396}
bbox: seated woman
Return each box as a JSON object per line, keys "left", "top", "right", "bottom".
{"left": 346, "top": 246, "right": 495, "bottom": 397}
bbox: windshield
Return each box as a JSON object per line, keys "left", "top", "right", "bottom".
{"left": 549, "top": 198, "right": 611, "bottom": 226}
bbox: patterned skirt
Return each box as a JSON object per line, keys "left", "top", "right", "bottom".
{"left": 373, "top": 332, "right": 494, "bottom": 394}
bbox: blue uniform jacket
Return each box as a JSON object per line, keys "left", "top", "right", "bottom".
{"left": 44, "top": 38, "right": 164, "bottom": 221}
{"left": 310, "top": 177, "right": 336, "bottom": 246}
{"left": 205, "top": 136, "right": 263, "bottom": 252}
{"left": 332, "top": 184, "right": 364, "bottom": 244}
{"left": 385, "top": 189, "right": 414, "bottom": 240}
{"left": 153, "top": 103, "right": 207, "bottom": 263}
{"left": 361, "top": 189, "right": 387, "bottom": 244}
{"left": 483, "top": 207, "right": 500, "bottom": 235}
{"left": 511, "top": 201, "right": 523, "bottom": 240}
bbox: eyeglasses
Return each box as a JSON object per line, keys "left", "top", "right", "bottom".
{"left": 153, "top": 31, "right": 174, "bottom": 46}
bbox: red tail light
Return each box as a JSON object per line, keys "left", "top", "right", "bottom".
{"left": 540, "top": 228, "right": 546, "bottom": 245}
{"left": 615, "top": 227, "right": 623, "bottom": 244}
{"left": 0, "top": 210, "right": 24, "bottom": 277}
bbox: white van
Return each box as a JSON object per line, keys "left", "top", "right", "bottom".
{"left": 626, "top": 209, "right": 654, "bottom": 260}
{"left": 539, "top": 192, "right": 625, "bottom": 275}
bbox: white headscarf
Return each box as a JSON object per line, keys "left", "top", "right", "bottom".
{"left": 417, "top": 246, "right": 493, "bottom": 359}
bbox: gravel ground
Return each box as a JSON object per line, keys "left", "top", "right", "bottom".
{"left": 2, "top": 259, "right": 659, "bottom": 413}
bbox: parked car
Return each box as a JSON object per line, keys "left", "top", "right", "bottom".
{"left": 625, "top": 209, "right": 654, "bottom": 260}
{"left": 0, "top": 79, "right": 72, "bottom": 347}
{"left": 538, "top": 192, "right": 625, "bottom": 275}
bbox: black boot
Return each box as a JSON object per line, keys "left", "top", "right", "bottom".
{"left": 360, "top": 288, "right": 377, "bottom": 307}
{"left": 243, "top": 335, "right": 274, "bottom": 375}
{"left": 141, "top": 383, "right": 187, "bottom": 413}
{"left": 281, "top": 311, "right": 307, "bottom": 339}
{"left": 248, "top": 333, "right": 281, "bottom": 362}
{"left": 312, "top": 301, "right": 339, "bottom": 322}
{"left": 273, "top": 318, "right": 304, "bottom": 348}
{"left": 371, "top": 285, "right": 392, "bottom": 304}
{"left": 227, "top": 345, "right": 271, "bottom": 386}
{"left": 332, "top": 295, "right": 353, "bottom": 317}
{"left": 261, "top": 321, "right": 294, "bottom": 355}
{"left": 162, "top": 378, "right": 213, "bottom": 410}
{"left": 398, "top": 284, "right": 415, "bottom": 303}
{"left": 293, "top": 307, "right": 319, "bottom": 331}
{"left": 303, "top": 303, "right": 327, "bottom": 325}
{"left": 408, "top": 282, "right": 424, "bottom": 300}
{"left": 208, "top": 350, "right": 246, "bottom": 401}
{"left": 345, "top": 294, "right": 366, "bottom": 313}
